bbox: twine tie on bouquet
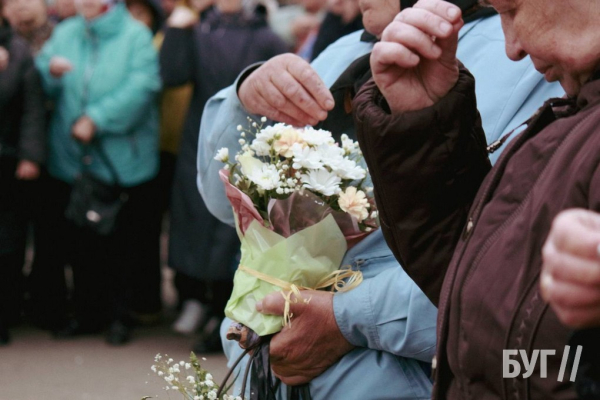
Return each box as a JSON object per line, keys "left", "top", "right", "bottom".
{"left": 238, "top": 264, "right": 363, "bottom": 327}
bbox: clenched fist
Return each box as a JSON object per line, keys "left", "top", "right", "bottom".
{"left": 541, "top": 209, "right": 600, "bottom": 328}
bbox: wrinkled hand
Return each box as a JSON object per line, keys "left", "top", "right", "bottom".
{"left": 15, "top": 160, "right": 41, "bottom": 180}
{"left": 0, "top": 46, "right": 9, "bottom": 72}
{"left": 167, "top": 6, "right": 198, "bottom": 28}
{"left": 238, "top": 54, "right": 334, "bottom": 127}
{"left": 257, "top": 290, "right": 355, "bottom": 386}
{"left": 371, "top": 0, "right": 463, "bottom": 113}
{"left": 541, "top": 209, "right": 600, "bottom": 328}
{"left": 71, "top": 115, "right": 96, "bottom": 144}
{"left": 49, "top": 56, "right": 73, "bottom": 78}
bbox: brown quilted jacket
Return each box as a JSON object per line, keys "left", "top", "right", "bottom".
{"left": 353, "top": 66, "right": 600, "bottom": 399}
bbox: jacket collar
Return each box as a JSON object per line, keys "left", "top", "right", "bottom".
{"left": 576, "top": 65, "right": 600, "bottom": 110}
{"left": 76, "top": 3, "right": 128, "bottom": 39}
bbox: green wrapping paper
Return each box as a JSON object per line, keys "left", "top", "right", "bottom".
{"left": 225, "top": 214, "right": 347, "bottom": 336}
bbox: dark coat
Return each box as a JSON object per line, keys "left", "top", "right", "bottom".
{"left": 353, "top": 67, "right": 600, "bottom": 398}
{"left": 310, "top": 12, "right": 363, "bottom": 62}
{"left": 160, "top": 7, "right": 288, "bottom": 280}
{"left": 0, "top": 20, "right": 46, "bottom": 253}
{"left": 0, "top": 21, "right": 46, "bottom": 168}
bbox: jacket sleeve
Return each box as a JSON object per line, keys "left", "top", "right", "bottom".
{"left": 160, "top": 27, "right": 194, "bottom": 87}
{"left": 333, "top": 244, "right": 437, "bottom": 362}
{"left": 353, "top": 67, "right": 491, "bottom": 306}
{"left": 18, "top": 57, "right": 46, "bottom": 164}
{"left": 85, "top": 30, "right": 161, "bottom": 136}
{"left": 197, "top": 67, "right": 262, "bottom": 227}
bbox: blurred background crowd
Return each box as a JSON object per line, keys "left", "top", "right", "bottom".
{"left": 0, "top": 0, "right": 365, "bottom": 350}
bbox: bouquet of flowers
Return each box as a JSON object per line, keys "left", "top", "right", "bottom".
{"left": 215, "top": 118, "right": 379, "bottom": 337}
{"left": 144, "top": 352, "right": 238, "bottom": 400}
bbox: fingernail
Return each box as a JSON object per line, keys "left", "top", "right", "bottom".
{"left": 447, "top": 7, "right": 459, "bottom": 18}
{"left": 325, "top": 99, "right": 334, "bottom": 109}
{"left": 440, "top": 21, "right": 452, "bottom": 34}
{"left": 256, "top": 300, "right": 263, "bottom": 312}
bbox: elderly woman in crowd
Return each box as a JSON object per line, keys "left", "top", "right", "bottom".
{"left": 352, "top": 0, "right": 600, "bottom": 398}
{"left": 35, "top": 0, "right": 160, "bottom": 345}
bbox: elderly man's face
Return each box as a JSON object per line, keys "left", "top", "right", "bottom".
{"left": 359, "top": 0, "right": 398, "bottom": 38}
{"left": 483, "top": 0, "right": 600, "bottom": 96}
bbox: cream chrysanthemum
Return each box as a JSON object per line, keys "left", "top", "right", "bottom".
{"left": 338, "top": 186, "right": 370, "bottom": 222}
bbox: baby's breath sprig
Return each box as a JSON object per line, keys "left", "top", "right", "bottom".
{"left": 145, "top": 353, "right": 243, "bottom": 400}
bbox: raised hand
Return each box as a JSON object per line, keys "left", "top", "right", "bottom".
{"left": 49, "top": 56, "right": 73, "bottom": 78}
{"left": 371, "top": 0, "right": 463, "bottom": 113}
{"left": 541, "top": 209, "right": 600, "bottom": 328}
{"left": 238, "top": 54, "right": 335, "bottom": 127}
{"left": 256, "top": 290, "right": 355, "bottom": 386}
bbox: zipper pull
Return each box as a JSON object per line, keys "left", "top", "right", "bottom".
{"left": 487, "top": 139, "right": 503, "bottom": 154}
{"left": 463, "top": 218, "right": 474, "bottom": 240}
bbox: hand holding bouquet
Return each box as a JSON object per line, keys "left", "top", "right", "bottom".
{"left": 215, "top": 119, "right": 378, "bottom": 336}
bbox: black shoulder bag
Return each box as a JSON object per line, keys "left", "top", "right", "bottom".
{"left": 65, "top": 140, "right": 129, "bottom": 236}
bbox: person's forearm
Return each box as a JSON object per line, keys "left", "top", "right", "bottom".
{"left": 353, "top": 70, "right": 491, "bottom": 306}
{"left": 334, "top": 264, "right": 437, "bottom": 361}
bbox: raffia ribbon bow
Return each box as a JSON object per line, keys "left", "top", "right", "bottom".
{"left": 238, "top": 265, "right": 363, "bottom": 328}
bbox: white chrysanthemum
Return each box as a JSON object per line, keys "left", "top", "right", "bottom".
{"left": 250, "top": 124, "right": 282, "bottom": 156}
{"left": 292, "top": 144, "right": 323, "bottom": 170}
{"left": 248, "top": 164, "right": 281, "bottom": 191}
{"left": 301, "top": 127, "right": 334, "bottom": 146}
{"left": 207, "top": 391, "right": 217, "bottom": 400}
{"left": 332, "top": 159, "right": 367, "bottom": 180}
{"left": 301, "top": 169, "right": 341, "bottom": 196}
{"left": 205, "top": 373, "right": 213, "bottom": 381}
{"left": 338, "top": 186, "right": 370, "bottom": 222}
{"left": 250, "top": 140, "right": 271, "bottom": 156}
{"left": 315, "top": 144, "right": 344, "bottom": 169}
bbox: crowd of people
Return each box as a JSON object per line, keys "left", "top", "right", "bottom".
{"left": 2, "top": 0, "right": 600, "bottom": 398}
{"left": 0, "top": 0, "right": 355, "bottom": 347}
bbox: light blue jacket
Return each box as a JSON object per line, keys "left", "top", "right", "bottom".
{"left": 36, "top": 4, "right": 160, "bottom": 186}
{"left": 200, "top": 16, "right": 564, "bottom": 399}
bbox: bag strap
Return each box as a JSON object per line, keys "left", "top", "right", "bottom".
{"left": 81, "top": 139, "right": 123, "bottom": 187}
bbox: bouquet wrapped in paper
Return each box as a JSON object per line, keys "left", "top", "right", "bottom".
{"left": 215, "top": 119, "right": 378, "bottom": 337}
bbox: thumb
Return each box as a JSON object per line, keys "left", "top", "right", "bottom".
{"left": 550, "top": 209, "right": 600, "bottom": 260}
{"left": 256, "top": 291, "right": 286, "bottom": 316}
{"left": 436, "top": 16, "right": 463, "bottom": 67}
{"left": 256, "top": 290, "right": 313, "bottom": 316}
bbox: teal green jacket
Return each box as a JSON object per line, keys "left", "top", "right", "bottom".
{"left": 36, "top": 4, "right": 160, "bottom": 186}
